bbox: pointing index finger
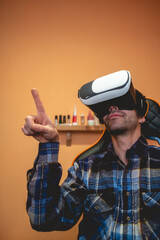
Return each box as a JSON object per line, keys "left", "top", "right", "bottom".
{"left": 31, "top": 88, "right": 46, "bottom": 114}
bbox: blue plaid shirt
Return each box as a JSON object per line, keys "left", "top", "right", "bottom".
{"left": 27, "top": 136, "right": 160, "bottom": 239}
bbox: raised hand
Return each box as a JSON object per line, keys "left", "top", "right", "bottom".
{"left": 22, "top": 89, "right": 59, "bottom": 143}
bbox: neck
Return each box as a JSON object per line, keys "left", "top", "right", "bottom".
{"left": 111, "top": 129, "right": 141, "bottom": 166}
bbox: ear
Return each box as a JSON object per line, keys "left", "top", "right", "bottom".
{"left": 139, "top": 116, "right": 146, "bottom": 124}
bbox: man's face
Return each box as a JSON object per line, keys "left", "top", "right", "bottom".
{"left": 103, "top": 106, "right": 143, "bottom": 136}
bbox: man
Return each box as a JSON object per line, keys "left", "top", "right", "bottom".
{"left": 22, "top": 71, "right": 160, "bottom": 239}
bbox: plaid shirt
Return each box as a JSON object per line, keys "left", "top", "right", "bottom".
{"left": 27, "top": 136, "right": 160, "bottom": 239}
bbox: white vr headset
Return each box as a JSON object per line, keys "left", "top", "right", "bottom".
{"left": 78, "top": 70, "right": 148, "bottom": 122}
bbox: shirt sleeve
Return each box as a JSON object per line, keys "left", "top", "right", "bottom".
{"left": 26, "top": 142, "right": 86, "bottom": 232}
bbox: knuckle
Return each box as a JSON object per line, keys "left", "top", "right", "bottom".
{"left": 25, "top": 116, "right": 31, "bottom": 122}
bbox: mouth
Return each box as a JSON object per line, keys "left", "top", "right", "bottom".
{"left": 108, "top": 112, "right": 123, "bottom": 120}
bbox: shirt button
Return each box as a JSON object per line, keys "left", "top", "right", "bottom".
{"left": 125, "top": 169, "right": 129, "bottom": 173}
{"left": 126, "top": 216, "right": 130, "bottom": 221}
{"left": 126, "top": 191, "right": 130, "bottom": 197}
{"left": 95, "top": 205, "right": 98, "bottom": 210}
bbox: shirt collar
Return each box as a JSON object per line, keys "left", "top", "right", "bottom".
{"left": 107, "top": 135, "right": 149, "bottom": 160}
{"left": 92, "top": 135, "right": 149, "bottom": 171}
{"left": 126, "top": 135, "right": 148, "bottom": 159}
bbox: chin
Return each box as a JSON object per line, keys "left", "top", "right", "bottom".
{"left": 107, "top": 127, "right": 127, "bottom": 136}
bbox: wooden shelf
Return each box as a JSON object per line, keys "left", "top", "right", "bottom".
{"left": 56, "top": 125, "right": 104, "bottom": 132}
{"left": 56, "top": 125, "right": 105, "bottom": 146}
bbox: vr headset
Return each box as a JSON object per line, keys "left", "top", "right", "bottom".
{"left": 78, "top": 70, "right": 148, "bottom": 123}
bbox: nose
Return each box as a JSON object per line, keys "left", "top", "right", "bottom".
{"left": 109, "top": 106, "right": 119, "bottom": 113}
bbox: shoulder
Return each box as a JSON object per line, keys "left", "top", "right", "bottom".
{"left": 148, "top": 144, "right": 160, "bottom": 158}
{"left": 147, "top": 145, "right": 160, "bottom": 168}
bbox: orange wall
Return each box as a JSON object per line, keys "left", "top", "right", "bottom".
{"left": 0, "top": 0, "right": 160, "bottom": 239}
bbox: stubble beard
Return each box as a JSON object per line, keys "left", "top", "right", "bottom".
{"left": 105, "top": 122, "right": 128, "bottom": 136}
{"left": 104, "top": 113, "right": 139, "bottom": 136}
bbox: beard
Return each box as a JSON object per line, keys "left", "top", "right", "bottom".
{"left": 104, "top": 111, "right": 139, "bottom": 136}
{"left": 108, "top": 128, "right": 128, "bottom": 136}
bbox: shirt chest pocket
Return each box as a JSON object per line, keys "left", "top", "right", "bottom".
{"left": 141, "top": 192, "right": 160, "bottom": 238}
{"left": 84, "top": 192, "right": 116, "bottom": 215}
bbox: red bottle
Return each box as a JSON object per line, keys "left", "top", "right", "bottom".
{"left": 87, "top": 111, "right": 94, "bottom": 125}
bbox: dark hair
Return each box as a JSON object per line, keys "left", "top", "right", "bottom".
{"left": 135, "top": 90, "right": 148, "bottom": 117}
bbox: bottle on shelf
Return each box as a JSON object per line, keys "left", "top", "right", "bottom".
{"left": 54, "top": 115, "right": 58, "bottom": 126}
{"left": 59, "top": 115, "right": 62, "bottom": 124}
{"left": 87, "top": 111, "right": 94, "bottom": 125}
{"left": 80, "top": 114, "right": 85, "bottom": 125}
{"left": 72, "top": 105, "right": 78, "bottom": 125}
{"left": 63, "top": 115, "right": 66, "bottom": 124}
{"left": 67, "top": 115, "right": 71, "bottom": 125}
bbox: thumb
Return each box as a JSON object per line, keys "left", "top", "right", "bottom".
{"left": 31, "top": 122, "right": 47, "bottom": 133}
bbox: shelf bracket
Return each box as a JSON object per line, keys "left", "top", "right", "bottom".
{"left": 66, "top": 132, "right": 72, "bottom": 146}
